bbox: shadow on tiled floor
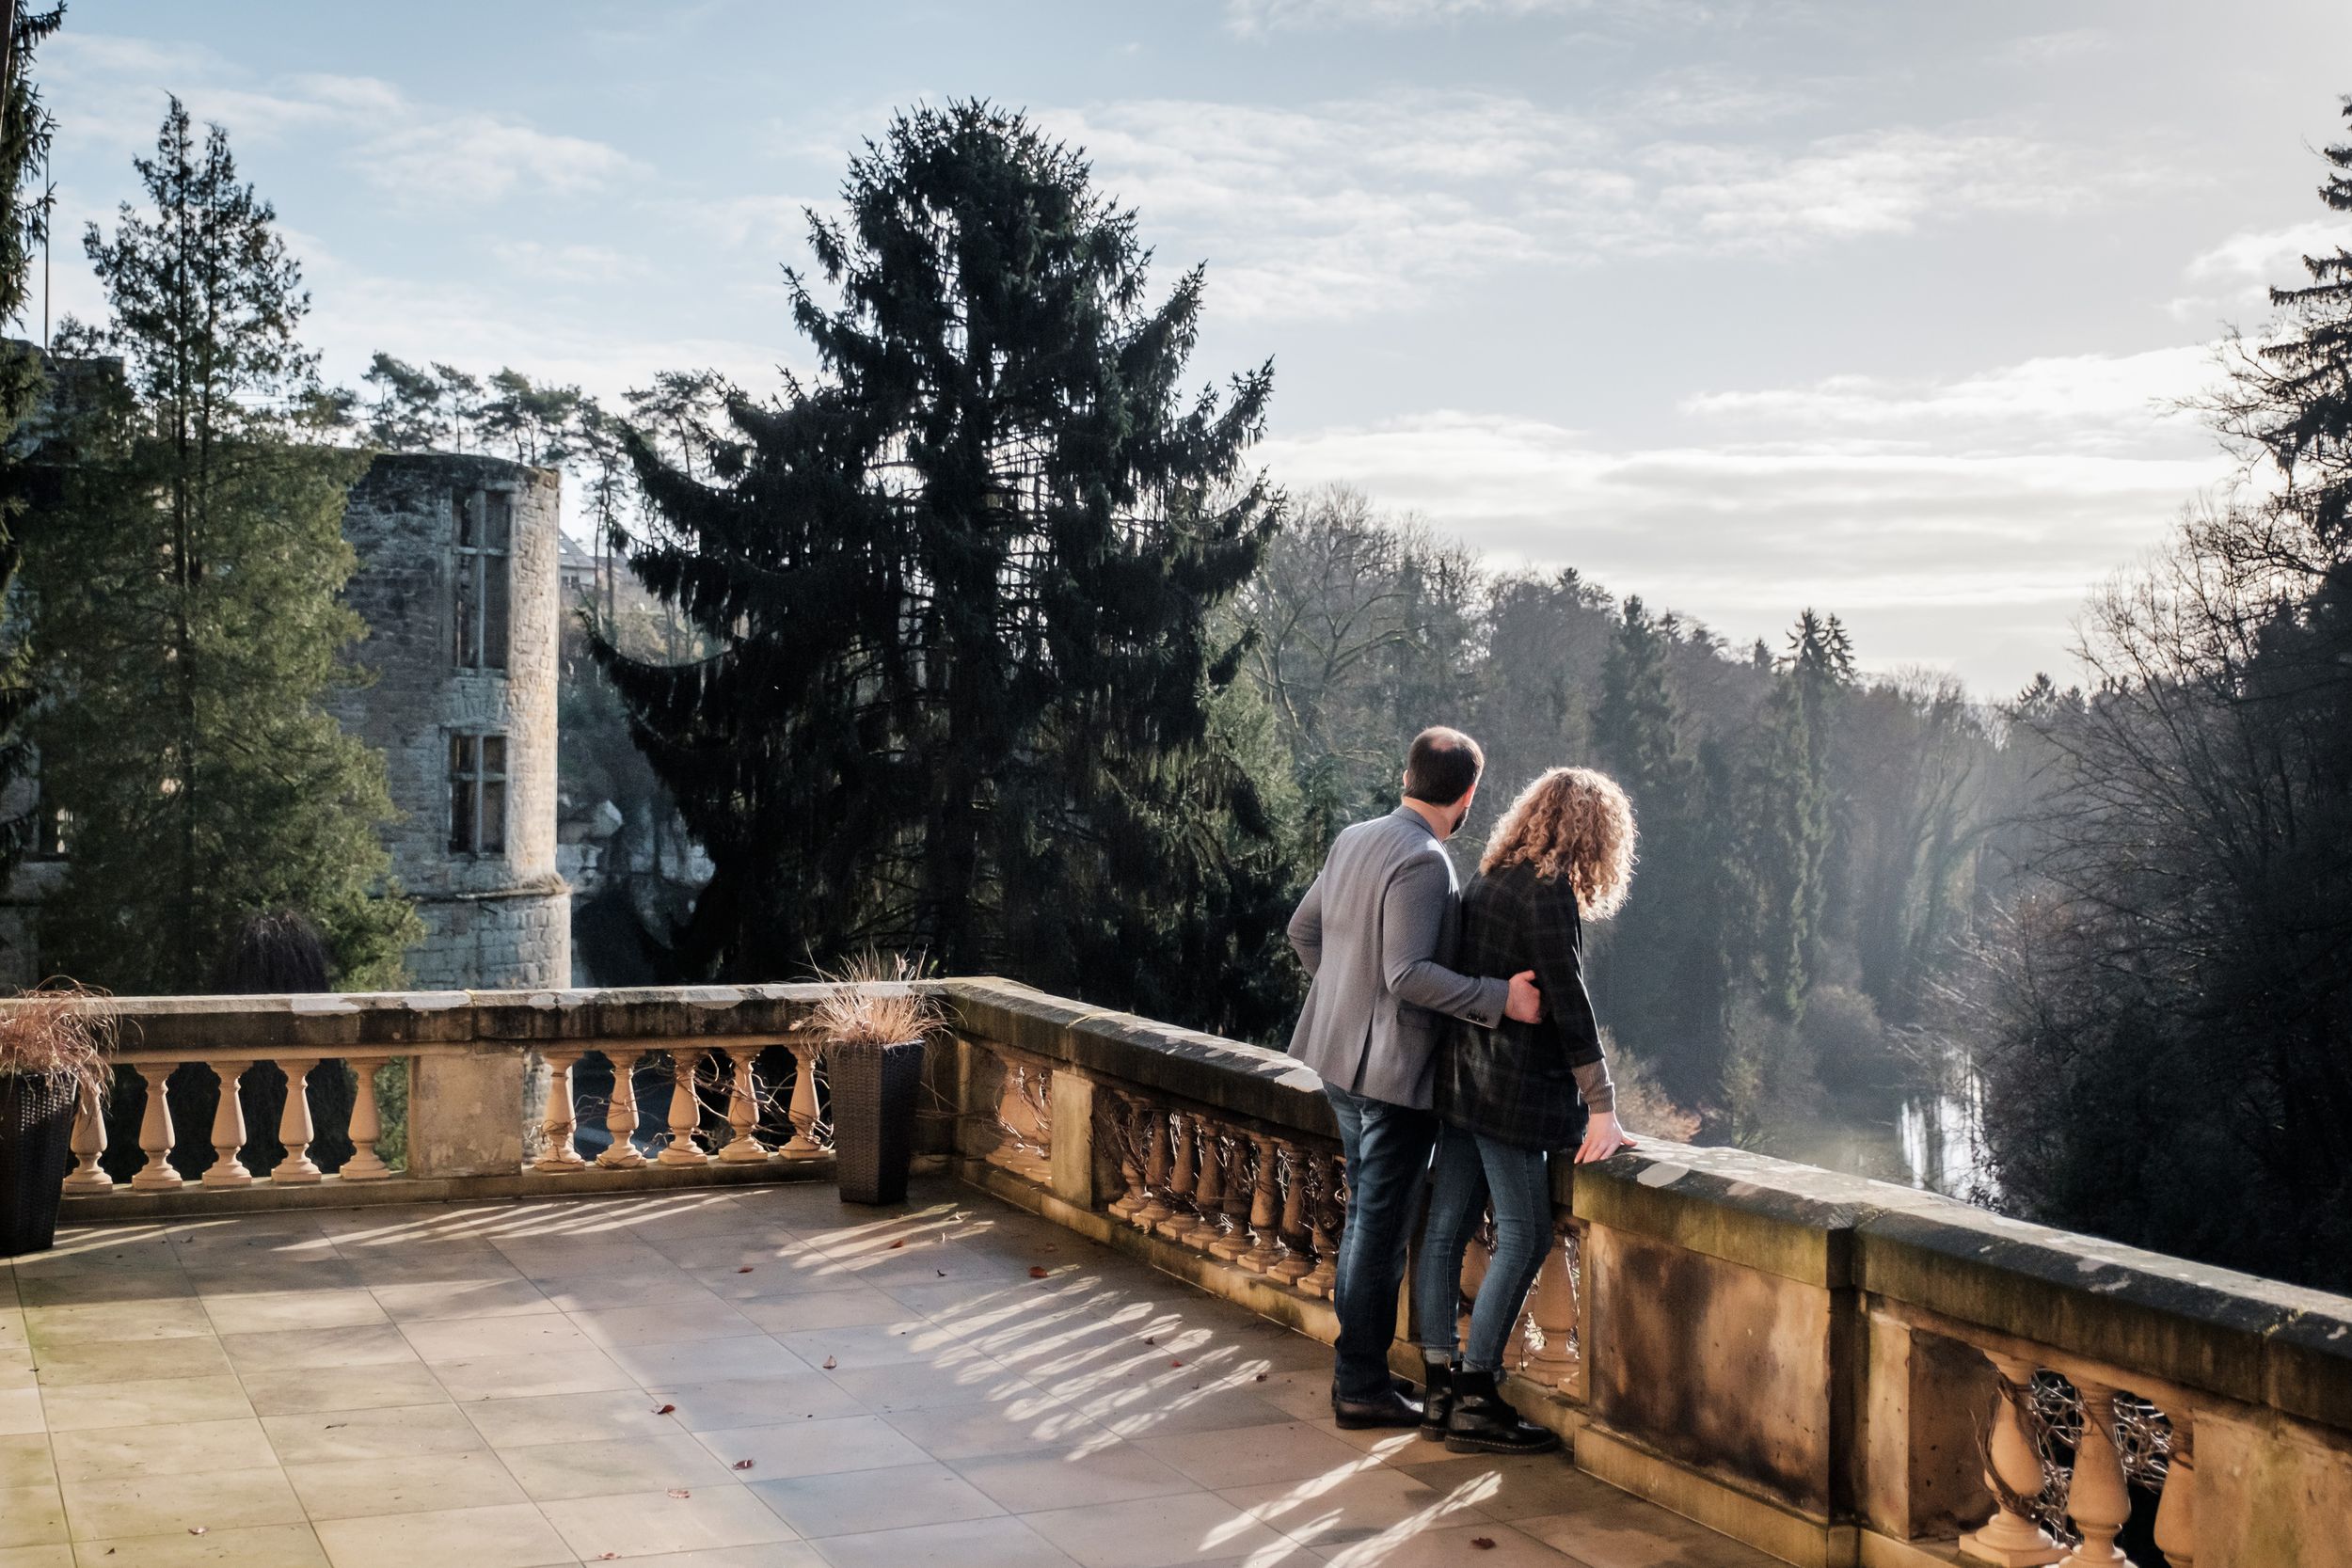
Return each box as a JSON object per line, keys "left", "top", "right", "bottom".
{"left": 1, "top": 1179, "right": 1779, "bottom": 1567}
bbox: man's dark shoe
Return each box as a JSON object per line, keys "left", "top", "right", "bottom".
{"left": 1331, "top": 1386, "right": 1423, "bottom": 1430}
{"left": 1444, "top": 1367, "right": 1561, "bottom": 1455}
{"left": 1418, "top": 1355, "right": 1453, "bottom": 1440}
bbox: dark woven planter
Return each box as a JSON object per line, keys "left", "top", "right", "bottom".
{"left": 1, "top": 1072, "right": 76, "bottom": 1257}
{"left": 830, "top": 1038, "right": 926, "bottom": 1206}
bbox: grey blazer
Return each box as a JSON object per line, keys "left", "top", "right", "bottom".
{"left": 1286, "top": 805, "right": 1508, "bottom": 1109}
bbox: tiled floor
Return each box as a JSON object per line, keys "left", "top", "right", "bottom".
{"left": 0, "top": 1180, "right": 1779, "bottom": 1567}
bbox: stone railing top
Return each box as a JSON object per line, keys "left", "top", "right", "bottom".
{"left": 4, "top": 982, "right": 835, "bottom": 1051}
{"left": 1574, "top": 1142, "right": 2351, "bottom": 1428}
{"left": 941, "top": 976, "right": 1337, "bottom": 1138}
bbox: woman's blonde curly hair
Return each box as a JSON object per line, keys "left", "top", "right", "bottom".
{"left": 1479, "top": 767, "right": 1637, "bottom": 918}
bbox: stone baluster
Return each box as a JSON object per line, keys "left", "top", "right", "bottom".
{"left": 2058, "top": 1380, "right": 2135, "bottom": 1568}
{"left": 779, "top": 1038, "right": 827, "bottom": 1158}
{"left": 597, "top": 1050, "right": 647, "bottom": 1169}
{"left": 1136, "top": 1108, "right": 1174, "bottom": 1230}
{"left": 201, "top": 1060, "right": 255, "bottom": 1187}
{"left": 1269, "top": 1139, "right": 1314, "bottom": 1284}
{"left": 1154, "top": 1113, "right": 1199, "bottom": 1240}
{"left": 271, "top": 1059, "right": 323, "bottom": 1184}
{"left": 2152, "top": 1413, "right": 2195, "bottom": 1568}
{"left": 1959, "top": 1352, "right": 2064, "bottom": 1567}
{"left": 1179, "top": 1117, "right": 1226, "bottom": 1248}
{"left": 660, "top": 1046, "right": 708, "bottom": 1165}
{"left": 1238, "top": 1132, "right": 1280, "bottom": 1273}
{"left": 342, "top": 1058, "right": 392, "bottom": 1180}
{"left": 1104, "top": 1093, "right": 1146, "bottom": 1220}
{"left": 61, "top": 1077, "right": 112, "bottom": 1195}
{"left": 129, "top": 1064, "right": 183, "bottom": 1191}
{"left": 534, "top": 1047, "right": 590, "bottom": 1172}
{"left": 1523, "top": 1220, "right": 1579, "bottom": 1391}
{"left": 1013, "top": 1066, "right": 1054, "bottom": 1183}
{"left": 1212, "top": 1132, "right": 1253, "bottom": 1260}
{"left": 718, "top": 1045, "right": 771, "bottom": 1163}
{"left": 1302, "top": 1152, "right": 1339, "bottom": 1298}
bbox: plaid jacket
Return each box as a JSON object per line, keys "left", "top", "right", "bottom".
{"left": 1434, "top": 860, "right": 1608, "bottom": 1151}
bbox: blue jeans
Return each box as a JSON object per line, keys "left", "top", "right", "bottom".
{"left": 1413, "top": 1122, "right": 1553, "bottom": 1372}
{"left": 1323, "top": 1085, "right": 1437, "bottom": 1402}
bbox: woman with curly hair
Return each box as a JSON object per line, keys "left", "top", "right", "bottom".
{"left": 1414, "top": 767, "right": 1640, "bottom": 1453}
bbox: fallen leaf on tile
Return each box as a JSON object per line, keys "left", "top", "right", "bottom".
{"left": 733, "top": 1459, "right": 755, "bottom": 1470}
{"left": 1253, "top": 1371, "right": 1268, "bottom": 1382}
{"left": 822, "top": 1355, "right": 838, "bottom": 1369}
{"left": 1144, "top": 1336, "right": 1155, "bottom": 1345}
{"left": 1169, "top": 1358, "right": 1184, "bottom": 1368}
{"left": 1028, "top": 1266, "right": 1050, "bottom": 1278}
{"left": 738, "top": 1266, "right": 755, "bottom": 1274}
{"left": 188, "top": 1528, "right": 207, "bottom": 1536}
{"left": 889, "top": 1239, "right": 906, "bottom": 1249}
{"left": 653, "top": 1403, "right": 677, "bottom": 1415}
{"left": 935, "top": 1268, "right": 946, "bottom": 1276}
{"left": 667, "top": 1488, "right": 691, "bottom": 1499}
{"left": 1470, "top": 1538, "right": 1497, "bottom": 1550}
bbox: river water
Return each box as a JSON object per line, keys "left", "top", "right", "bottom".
{"left": 1759, "top": 1078, "right": 1994, "bottom": 1202}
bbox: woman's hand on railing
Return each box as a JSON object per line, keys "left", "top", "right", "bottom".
{"left": 1574, "top": 1111, "right": 1637, "bottom": 1164}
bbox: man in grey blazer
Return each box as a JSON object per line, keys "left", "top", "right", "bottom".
{"left": 1288, "top": 726, "right": 1542, "bottom": 1427}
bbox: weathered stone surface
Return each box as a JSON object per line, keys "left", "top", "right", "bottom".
{"left": 942, "top": 977, "right": 1337, "bottom": 1136}
{"left": 1587, "top": 1223, "right": 1841, "bottom": 1517}
{"left": 2198, "top": 1405, "right": 2352, "bottom": 1568}
{"left": 331, "top": 452, "right": 569, "bottom": 990}
{"left": 408, "top": 1050, "right": 525, "bottom": 1177}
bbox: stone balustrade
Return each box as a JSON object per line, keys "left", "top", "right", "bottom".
{"left": 19, "top": 976, "right": 2351, "bottom": 1567}
{"left": 31, "top": 985, "right": 897, "bottom": 1211}
{"left": 940, "top": 977, "right": 2352, "bottom": 1568}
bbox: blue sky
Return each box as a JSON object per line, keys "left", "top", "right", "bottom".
{"left": 31, "top": 0, "right": 2352, "bottom": 691}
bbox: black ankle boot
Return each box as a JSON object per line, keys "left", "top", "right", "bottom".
{"left": 1445, "top": 1367, "right": 1561, "bottom": 1455}
{"left": 1419, "top": 1355, "right": 1453, "bottom": 1440}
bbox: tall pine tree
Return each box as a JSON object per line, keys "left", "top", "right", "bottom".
{"left": 0, "top": 7, "right": 62, "bottom": 905}
{"left": 25, "top": 101, "right": 419, "bottom": 991}
{"left": 596, "top": 102, "right": 1291, "bottom": 1036}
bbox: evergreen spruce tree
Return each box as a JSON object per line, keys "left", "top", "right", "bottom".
{"left": 0, "top": 7, "right": 63, "bottom": 900}
{"left": 1591, "top": 597, "right": 1690, "bottom": 807}
{"left": 25, "top": 100, "right": 419, "bottom": 991}
{"left": 596, "top": 101, "right": 1291, "bottom": 1037}
{"left": 1589, "top": 596, "right": 1728, "bottom": 1098}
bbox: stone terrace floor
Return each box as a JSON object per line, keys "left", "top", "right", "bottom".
{"left": 1, "top": 1179, "right": 1777, "bottom": 1568}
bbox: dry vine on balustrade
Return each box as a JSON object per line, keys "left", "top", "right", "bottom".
{"left": 1087, "top": 1088, "right": 1346, "bottom": 1301}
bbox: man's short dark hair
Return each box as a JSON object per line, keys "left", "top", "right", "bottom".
{"left": 1404, "top": 726, "right": 1484, "bottom": 805}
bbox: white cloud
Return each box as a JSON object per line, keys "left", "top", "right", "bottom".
{"left": 2169, "top": 219, "right": 2352, "bottom": 321}
{"left": 1222, "top": 0, "right": 1746, "bottom": 35}
{"left": 353, "top": 115, "right": 643, "bottom": 205}
{"left": 1645, "top": 129, "right": 2086, "bottom": 246}
{"left": 42, "top": 37, "right": 643, "bottom": 210}
{"left": 1051, "top": 94, "right": 2117, "bottom": 320}
{"left": 486, "top": 241, "right": 655, "bottom": 286}
{"left": 1260, "top": 347, "right": 2233, "bottom": 686}
{"left": 1679, "top": 346, "right": 2217, "bottom": 455}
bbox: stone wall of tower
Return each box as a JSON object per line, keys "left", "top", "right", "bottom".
{"left": 330, "top": 452, "right": 569, "bottom": 990}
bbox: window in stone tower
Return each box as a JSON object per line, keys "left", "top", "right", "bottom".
{"left": 448, "top": 732, "right": 509, "bottom": 856}
{"left": 453, "top": 487, "right": 513, "bottom": 671}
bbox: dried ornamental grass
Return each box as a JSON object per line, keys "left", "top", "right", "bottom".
{"left": 809, "top": 952, "right": 945, "bottom": 1046}
{"left": 0, "top": 980, "right": 118, "bottom": 1101}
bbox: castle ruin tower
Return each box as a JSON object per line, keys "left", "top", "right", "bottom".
{"left": 333, "top": 452, "right": 570, "bottom": 990}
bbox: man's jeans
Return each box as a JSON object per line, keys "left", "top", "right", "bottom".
{"left": 1323, "top": 1084, "right": 1438, "bottom": 1402}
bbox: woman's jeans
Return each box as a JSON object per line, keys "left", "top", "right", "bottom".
{"left": 1413, "top": 1122, "right": 1553, "bottom": 1372}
